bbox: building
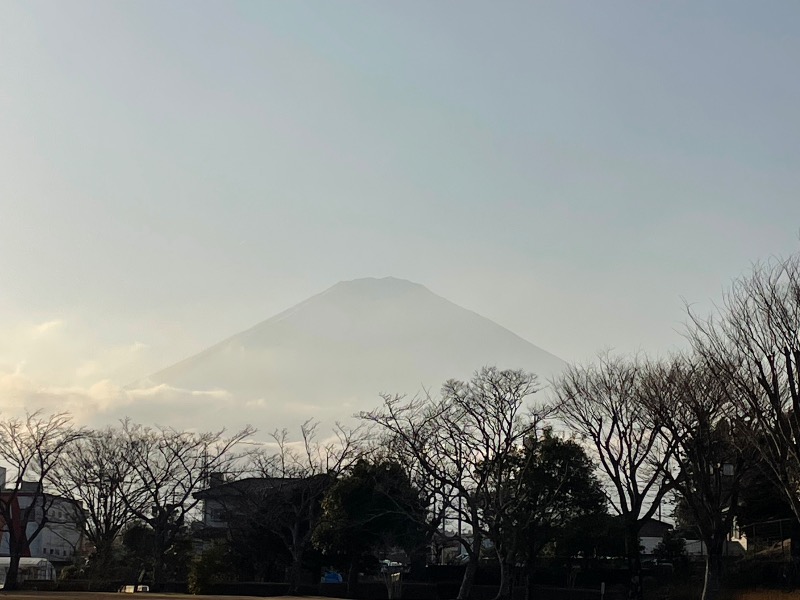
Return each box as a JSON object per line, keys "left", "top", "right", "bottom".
{"left": 0, "top": 467, "right": 84, "bottom": 569}
{"left": 684, "top": 538, "right": 746, "bottom": 558}
{"left": 639, "top": 518, "right": 674, "bottom": 556}
{"left": 193, "top": 473, "right": 332, "bottom": 583}
{"left": 0, "top": 557, "right": 56, "bottom": 586}
{"left": 194, "top": 472, "right": 330, "bottom": 535}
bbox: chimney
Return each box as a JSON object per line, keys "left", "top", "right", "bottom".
{"left": 0, "top": 467, "right": 6, "bottom": 491}
{"left": 209, "top": 472, "right": 225, "bottom": 488}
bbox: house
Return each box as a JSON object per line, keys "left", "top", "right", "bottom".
{"left": 194, "top": 473, "right": 330, "bottom": 535}
{"left": 193, "top": 473, "right": 331, "bottom": 583}
{"left": 640, "top": 517, "right": 747, "bottom": 559}
{"left": 684, "top": 539, "right": 746, "bottom": 558}
{"left": 639, "top": 518, "right": 674, "bottom": 556}
{"left": 0, "top": 467, "right": 84, "bottom": 569}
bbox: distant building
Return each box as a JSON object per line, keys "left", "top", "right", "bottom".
{"left": 684, "top": 538, "right": 746, "bottom": 558}
{"left": 639, "top": 518, "right": 674, "bottom": 556}
{"left": 639, "top": 517, "right": 747, "bottom": 559}
{"left": 193, "top": 473, "right": 332, "bottom": 583}
{"left": 740, "top": 517, "right": 799, "bottom": 559}
{"left": 0, "top": 557, "right": 56, "bottom": 586}
{"left": 0, "top": 467, "right": 84, "bottom": 568}
{"left": 195, "top": 473, "right": 328, "bottom": 530}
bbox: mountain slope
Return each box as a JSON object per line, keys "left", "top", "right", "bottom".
{"left": 145, "top": 277, "right": 566, "bottom": 429}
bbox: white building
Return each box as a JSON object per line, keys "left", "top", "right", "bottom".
{"left": 0, "top": 467, "right": 84, "bottom": 567}
{"left": 0, "top": 557, "right": 56, "bottom": 585}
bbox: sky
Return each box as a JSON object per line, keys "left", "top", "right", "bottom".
{"left": 0, "top": 2, "right": 799, "bottom": 427}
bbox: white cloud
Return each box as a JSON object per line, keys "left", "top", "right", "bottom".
{"left": 0, "top": 368, "right": 260, "bottom": 432}
{"left": 0, "top": 362, "right": 370, "bottom": 446}
{"left": 75, "top": 360, "right": 101, "bottom": 379}
{"left": 0, "top": 311, "right": 367, "bottom": 433}
{"left": 32, "top": 319, "right": 64, "bottom": 336}
{"left": 0, "top": 369, "right": 110, "bottom": 421}
{"left": 0, "top": 317, "right": 165, "bottom": 389}
{"left": 128, "top": 341, "right": 149, "bottom": 353}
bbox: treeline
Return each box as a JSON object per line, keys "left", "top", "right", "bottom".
{"left": 0, "top": 379, "right": 607, "bottom": 597}
{"left": 2, "top": 254, "right": 800, "bottom": 600}
{"left": 363, "top": 254, "right": 800, "bottom": 600}
{"left": 549, "top": 254, "right": 800, "bottom": 600}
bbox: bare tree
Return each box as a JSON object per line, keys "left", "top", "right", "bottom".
{"left": 118, "top": 420, "right": 255, "bottom": 590}
{"left": 49, "top": 427, "right": 142, "bottom": 573}
{"left": 552, "top": 354, "right": 676, "bottom": 600}
{"left": 489, "top": 429, "right": 606, "bottom": 600}
{"left": 0, "top": 411, "right": 84, "bottom": 590}
{"left": 688, "top": 255, "right": 800, "bottom": 525}
{"left": 362, "top": 366, "right": 542, "bottom": 600}
{"left": 368, "top": 430, "right": 448, "bottom": 572}
{"left": 641, "top": 356, "right": 751, "bottom": 600}
{"left": 246, "top": 420, "right": 366, "bottom": 593}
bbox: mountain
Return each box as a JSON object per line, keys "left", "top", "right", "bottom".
{"left": 141, "top": 277, "right": 566, "bottom": 431}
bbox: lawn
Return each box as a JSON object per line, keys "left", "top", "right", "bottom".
{"left": 645, "top": 586, "right": 800, "bottom": 600}
{"left": 0, "top": 594, "right": 337, "bottom": 600}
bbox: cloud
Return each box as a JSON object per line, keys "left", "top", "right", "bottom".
{"left": 32, "top": 319, "right": 64, "bottom": 336}
{"left": 0, "top": 315, "right": 171, "bottom": 392}
{"left": 75, "top": 360, "right": 101, "bottom": 379}
{"left": 0, "top": 323, "right": 368, "bottom": 433}
{"left": 0, "top": 365, "right": 372, "bottom": 452}
{"left": 0, "top": 369, "right": 111, "bottom": 421}
{"left": 0, "top": 367, "right": 259, "bottom": 432}
{"left": 128, "top": 341, "right": 149, "bottom": 353}
{"left": 0, "top": 321, "right": 297, "bottom": 432}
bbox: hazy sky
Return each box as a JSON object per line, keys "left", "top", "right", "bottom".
{"left": 1, "top": 2, "right": 799, "bottom": 424}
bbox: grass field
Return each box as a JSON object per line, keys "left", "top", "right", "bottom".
{"left": 2, "top": 590, "right": 800, "bottom": 600}
{"left": 647, "top": 586, "right": 800, "bottom": 600}
{"left": 730, "top": 593, "right": 800, "bottom": 600}
{"left": 0, "top": 594, "right": 336, "bottom": 600}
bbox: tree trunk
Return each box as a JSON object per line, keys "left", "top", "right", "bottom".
{"left": 347, "top": 559, "right": 360, "bottom": 598}
{"left": 458, "top": 554, "right": 479, "bottom": 600}
{"left": 409, "top": 545, "right": 427, "bottom": 580}
{"left": 93, "top": 538, "right": 114, "bottom": 573}
{"left": 493, "top": 555, "right": 512, "bottom": 600}
{"left": 151, "top": 530, "right": 166, "bottom": 592}
{"left": 287, "top": 546, "right": 304, "bottom": 594}
{"left": 625, "top": 527, "right": 643, "bottom": 600}
{"left": 524, "top": 540, "right": 541, "bottom": 600}
{"left": 701, "top": 537, "right": 725, "bottom": 600}
{"left": 3, "top": 553, "right": 21, "bottom": 591}
{"left": 525, "top": 568, "right": 536, "bottom": 600}
{"left": 457, "top": 522, "right": 483, "bottom": 600}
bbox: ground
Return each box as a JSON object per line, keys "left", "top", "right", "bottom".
{"left": 0, "top": 594, "right": 337, "bottom": 600}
